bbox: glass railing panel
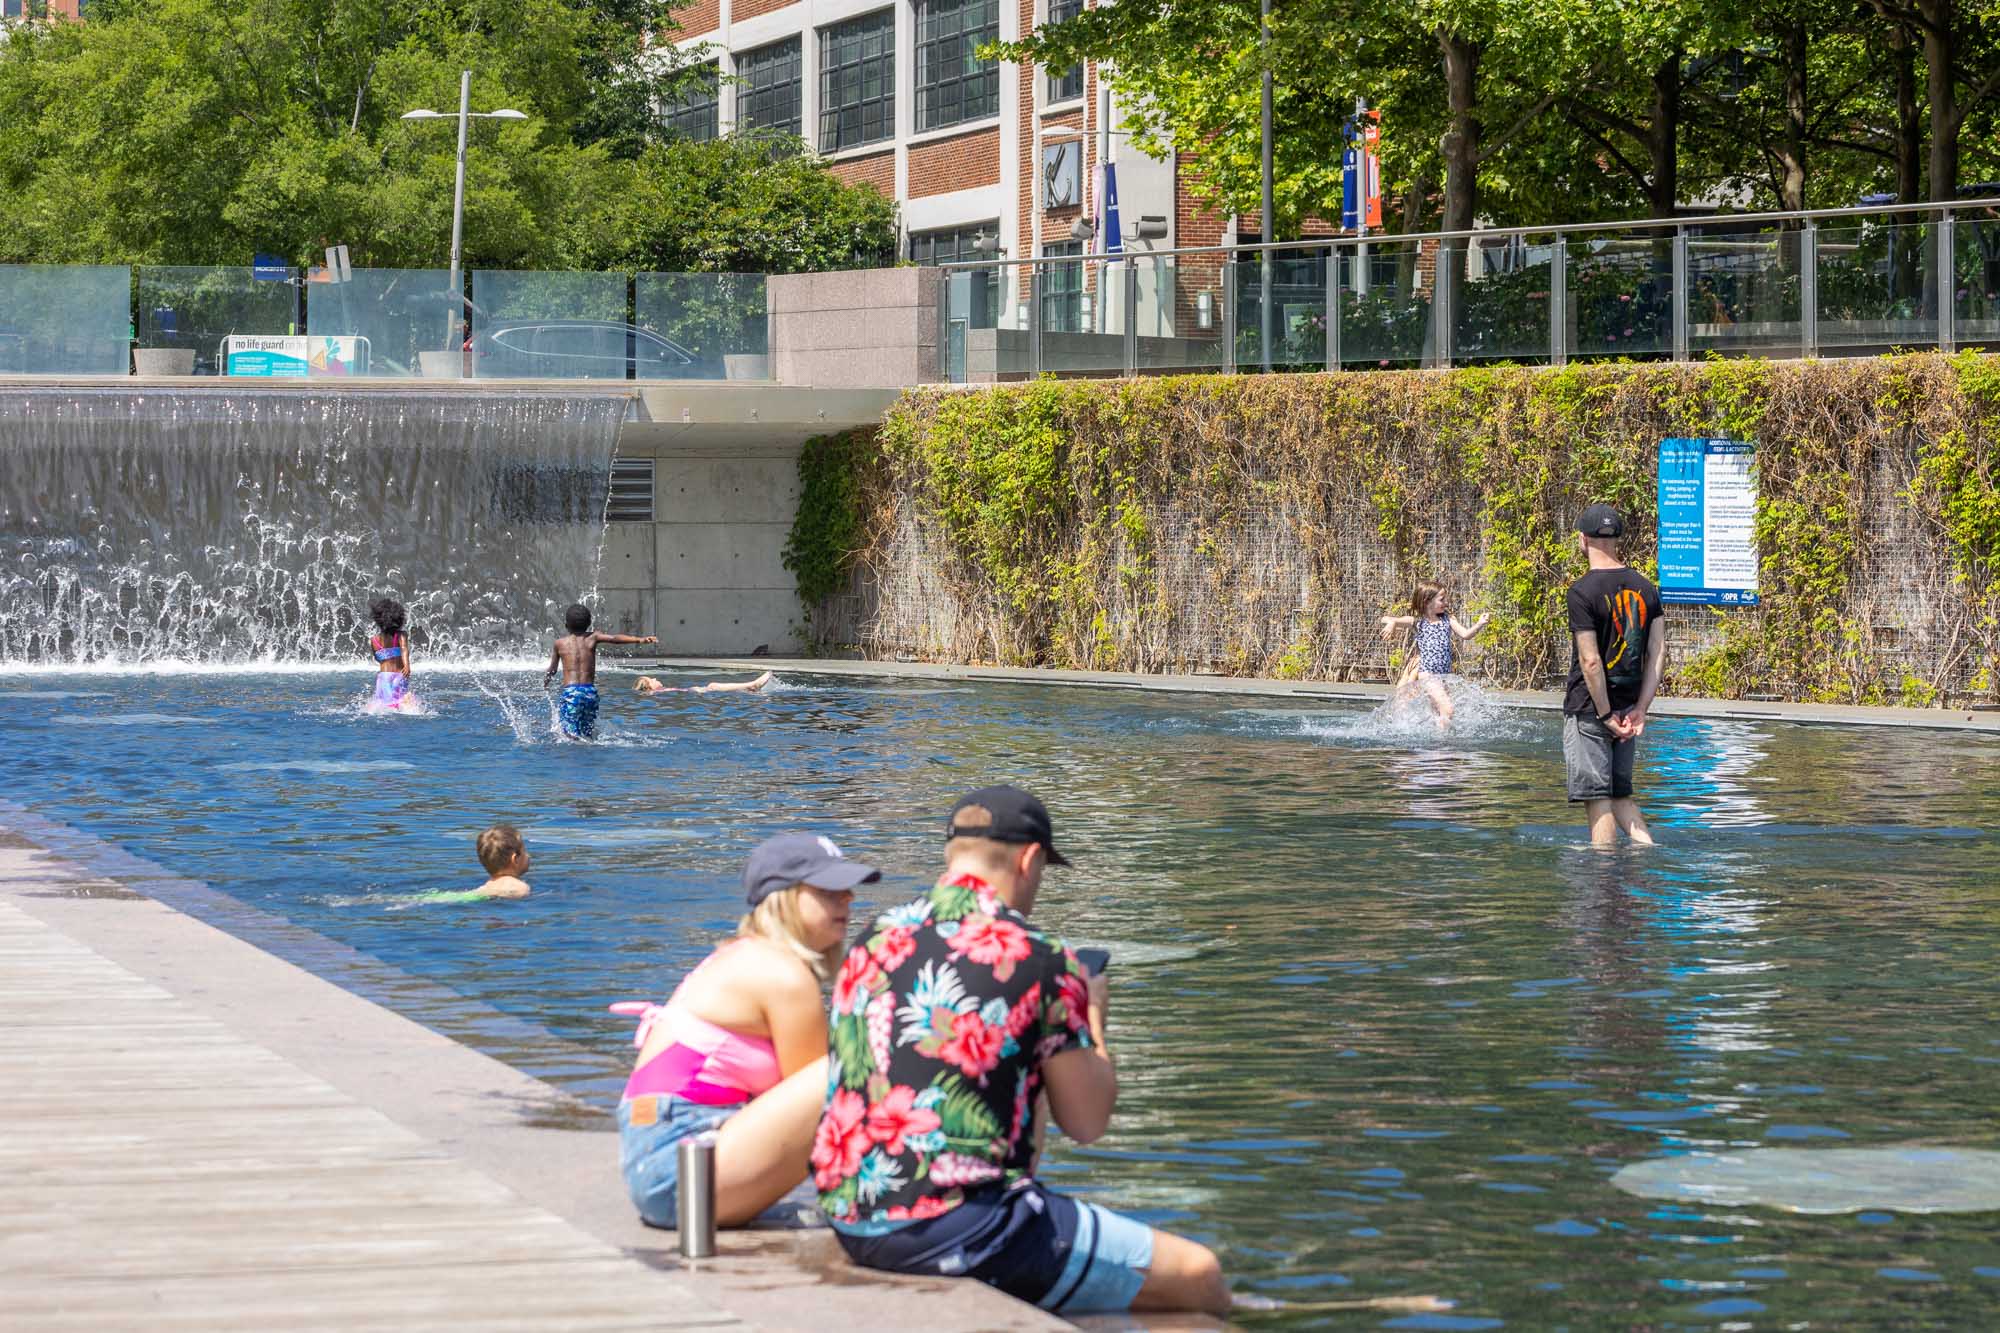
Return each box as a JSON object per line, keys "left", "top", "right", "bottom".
{"left": 1958, "top": 214, "right": 2000, "bottom": 344}
{"left": 980, "top": 264, "right": 1035, "bottom": 382}
{"left": 469, "top": 271, "right": 631, "bottom": 379}
{"left": 1685, "top": 230, "right": 1799, "bottom": 357}
{"left": 633, "top": 273, "right": 768, "bottom": 381}
{"left": 1565, "top": 232, "right": 1674, "bottom": 361}
{"left": 1035, "top": 258, "right": 1126, "bottom": 378}
{"left": 1337, "top": 239, "right": 1432, "bottom": 369}
{"left": 1232, "top": 250, "right": 1331, "bottom": 373}
{"left": 0, "top": 264, "right": 130, "bottom": 376}
{"left": 940, "top": 267, "right": 1003, "bottom": 382}
{"left": 1133, "top": 256, "right": 1226, "bottom": 374}
{"left": 1817, "top": 220, "right": 1939, "bottom": 351}
{"left": 136, "top": 266, "right": 299, "bottom": 376}
{"left": 1453, "top": 235, "right": 1557, "bottom": 364}
{"left": 304, "top": 268, "right": 455, "bottom": 378}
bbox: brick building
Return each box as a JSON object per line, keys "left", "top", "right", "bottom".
{"left": 664, "top": 0, "right": 1232, "bottom": 331}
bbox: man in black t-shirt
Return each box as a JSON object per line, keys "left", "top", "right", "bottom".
{"left": 1562, "top": 504, "right": 1666, "bottom": 846}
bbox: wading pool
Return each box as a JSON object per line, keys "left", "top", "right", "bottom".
{"left": 4, "top": 667, "right": 1997, "bottom": 1328}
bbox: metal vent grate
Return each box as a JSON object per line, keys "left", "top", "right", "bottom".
{"left": 606, "top": 457, "right": 655, "bottom": 522}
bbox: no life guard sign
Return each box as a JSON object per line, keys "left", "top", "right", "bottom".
{"left": 1657, "top": 437, "right": 1760, "bottom": 606}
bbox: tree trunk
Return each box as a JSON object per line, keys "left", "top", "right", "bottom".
{"left": 1890, "top": 23, "right": 1923, "bottom": 202}
{"left": 1919, "top": 0, "right": 1958, "bottom": 202}
{"left": 1436, "top": 28, "right": 1479, "bottom": 364}
{"left": 1647, "top": 56, "right": 1681, "bottom": 218}
{"left": 1778, "top": 22, "right": 1808, "bottom": 212}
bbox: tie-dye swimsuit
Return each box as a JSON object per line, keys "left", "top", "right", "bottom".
{"left": 369, "top": 633, "right": 410, "bottom": 707}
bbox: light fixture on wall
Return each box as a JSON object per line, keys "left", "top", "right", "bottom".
{"left": 1129, "top": 214, "right": 1168, "bottom": 243}
{"left": 1197, "top": 289, "right": 1214, "bottom": 330}
{"left": 1070, "top": 217, "right": 1096, "bottom": 244}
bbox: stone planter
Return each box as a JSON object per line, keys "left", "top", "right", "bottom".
{"left": 722, "top": 353, "right": 771, "bottom": 381}
{"left": 418, "top": 350, "right": 464, "bottom": 379}
{"left": 132, "top": 348, "right": 196, "bottom": 376}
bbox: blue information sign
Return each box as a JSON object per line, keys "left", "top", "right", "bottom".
{"left": 1658, "top": 437, "right": 1759, "bottom": 606}
{"left": 252, "top": 253, "right": 291, "bottom": 282}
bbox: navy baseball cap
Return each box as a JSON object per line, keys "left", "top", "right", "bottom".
{"left": 945, "top": 785, "right": 1071, "bottom": 867}
{"left": 1576, "top": 504, "right": 1625, "bottom": 538}
{"left": 743, "top": 833, "right": 880, "bottom": 907}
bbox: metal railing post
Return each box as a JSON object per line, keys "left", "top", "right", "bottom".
{"left": 1222, "top": 260, "right": 1238, "bottom": 373}
{"left": 1550, "top": 233, "right": 1567, "bottom": 366}
{"left": 1800, "top": 221, "right": 1818, "bottom": 358}
{"left": 1434, "top": 240, "right": 1454, "bottom": 370}
{"left": 1028, "top": 266, "right": 1043, "bottom": 377}
{"left": 1325, "top": 245, "right": 1342, "bottom": 371}
{"left": 1671, "top": 226, "right": 1690, "bottom": 362}
{"left": 1939, "top": 210, "right": 1957, "bottom": 353}
{"left": 1123, "top": 261, "right": 1138, "bottom": 376}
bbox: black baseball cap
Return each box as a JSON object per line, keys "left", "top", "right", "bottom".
{"left": 742, "top": 832, "right": 880, "bottom": 907}
{"left": 946, "top": 785, "right": 1071, "bottom": 867}
{"left": 1576, "top": 504, "right": 1625, "bottom": 539}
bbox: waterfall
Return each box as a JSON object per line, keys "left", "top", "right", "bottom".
{"left": 0, "top": 388, "right": 628, "bottom": 666}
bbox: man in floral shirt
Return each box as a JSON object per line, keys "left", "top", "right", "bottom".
{"left": 812, "top": 785, "right": 1229, "bottom": 1316}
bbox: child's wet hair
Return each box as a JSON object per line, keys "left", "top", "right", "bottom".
{"left": 370, "top": 597, "right": 407, "bottom": 635}
{"left": 476, "top": 824, "right": 526, "bottom": 876}
{"left": 1408, "top": 582, "right": 1445, "bottom": 618}
{"left": 564, "top": 603, "right": 592, "bottom": 634}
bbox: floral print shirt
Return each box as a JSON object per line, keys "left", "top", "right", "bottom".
{"left": 813, "top": 871, "right": 1094, "bottom": 1234}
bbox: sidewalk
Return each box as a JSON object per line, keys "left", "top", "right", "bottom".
{"left": 637, "top": 657, "right": 2000, "bottom": 733}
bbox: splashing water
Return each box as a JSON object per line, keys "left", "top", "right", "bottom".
{"left": 0, "top": 388, "right": 626, "bottom": 666}
{"left": 1296, "top": 676, "right": 1530, "bottom": 746}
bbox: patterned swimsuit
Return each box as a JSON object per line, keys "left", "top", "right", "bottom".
{"left": 1413, "top": 617, "right": 1454, "bottom": 676}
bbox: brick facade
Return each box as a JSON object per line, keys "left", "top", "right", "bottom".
{"left": 829, "top": 150, "right": 896, "bottom": 196}
{"left": 909, "top": 127, "right": 1001, "bottom": 197}
{"left": 730, "top": 0, "right": 798, "bottom": 20}
{"left": 672, "top": 0, "right": 720, "bottom": 40}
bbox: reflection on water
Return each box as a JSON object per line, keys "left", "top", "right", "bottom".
{"left": 3, "top": 672, "right": 1998, "bottom": 1327}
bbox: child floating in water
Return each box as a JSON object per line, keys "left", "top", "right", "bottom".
{"left": 1379, "top": 582, "right": 1489, "bottom": 730}
{"left": 544, "top": 602, "right": 658, "bottom": 739}
{"left": 633, "top": 671, "right": 774, "bottom": 695}
{"left": 364, "top": 597, "right": 419, "bottom": 713}
{"left": 470, "top": 824, "right": 532, "bottom": 899}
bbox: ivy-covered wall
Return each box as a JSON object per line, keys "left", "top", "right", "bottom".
{"left": 787, "top": 353, "right": 2000, "bottom": 706}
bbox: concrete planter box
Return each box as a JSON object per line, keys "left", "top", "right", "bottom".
{"left": 418, "top": 350, "right": 464, "bottom": 379}
{"left": 132, "top": 348, "right": 196, "bottom": 376}
{"left": 723, "top": 353, "right": 771, "bottom": 381}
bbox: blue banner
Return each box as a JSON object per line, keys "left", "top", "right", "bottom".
{"left": 1658, "top": 437, "right": 1760, "bottom": 606}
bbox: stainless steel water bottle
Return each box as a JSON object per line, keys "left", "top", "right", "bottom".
{"left": 676, "top": 1133, "right": 718, "bottom": 1259}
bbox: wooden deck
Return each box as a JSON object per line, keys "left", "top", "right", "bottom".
{"left": 0, "top": 828, "right": 1074, "bottom": 1331}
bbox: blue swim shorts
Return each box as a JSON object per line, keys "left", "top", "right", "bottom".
{"left": 557, "top": 682, "right": 600, "bottom": 739}
{"left": 833, "top": 1179, "right": 1154, "bottom": 1314}
{"left": 617, "top": 1094, "right": 823, "bottom": 1231}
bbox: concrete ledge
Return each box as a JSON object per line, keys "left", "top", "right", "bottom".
{"left": 636, "top": 657, "right": 2000, "bottom": 732}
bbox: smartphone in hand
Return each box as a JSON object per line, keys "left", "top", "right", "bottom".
{"left": 1073, "top": 946, "right": 1111, "bottom": 976}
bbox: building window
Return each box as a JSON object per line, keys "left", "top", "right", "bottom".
{"left": 735, "top": 39, "right": 803, "bottom": 138}
{"left": 917, "top": 0, "right": 1000, "bottom": 132}
{"left": 666, "top": 63, "right": 720, "bottom": 142}
{"left": 912, "top": 223, "right": 1002, "bottom": 325}
{"left": 1045, "top": 0, "right": 1084, "bottom": 103}
{"left": 1040, "top": 240, "right": 1083, "bottom": 332}
{"left": 819, "top": 11, "right": 897, "bottom": 153}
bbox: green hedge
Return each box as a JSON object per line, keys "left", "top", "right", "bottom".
{"left": 789, "top": 353, "right": 2000, "bottom": 706}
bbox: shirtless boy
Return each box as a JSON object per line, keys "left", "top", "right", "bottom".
{"left": 544, "top": 603, "right": 658, "bottom": 739}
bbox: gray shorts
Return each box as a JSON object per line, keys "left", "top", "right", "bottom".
{"left": 1562, "top": 713, "right": 1638, "bottom": 801}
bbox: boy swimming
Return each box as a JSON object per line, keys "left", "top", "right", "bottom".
{"left": 633, "top": 671, "right": 774, "bottom": 695}
{"left": 544, "top": 603, "right": 658, "bottom": 739}
{"left": 470, "top": 824, "right": 532, "bottom": 899}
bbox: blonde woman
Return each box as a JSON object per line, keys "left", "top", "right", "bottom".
{"left": 610, "top": 833, "right": 877, "bottom": 1228}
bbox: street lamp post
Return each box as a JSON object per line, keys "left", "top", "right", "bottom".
{"left": 402, "top": 71, "right": 527, "bottom": 356}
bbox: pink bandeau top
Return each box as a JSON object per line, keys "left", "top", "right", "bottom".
{"left": 611, "top": 943, "right": 783, "bottom": 1106}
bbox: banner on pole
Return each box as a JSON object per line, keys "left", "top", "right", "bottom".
{"left": 1340, "top": 111, "right": 1382, "bottom": 231}
{"left": 1658, "top": 437, "right": 1760, "bottom": 605}
{"left": 1099, "top": 163, "right": 1123, "bottom": 254}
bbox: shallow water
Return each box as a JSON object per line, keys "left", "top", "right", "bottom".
{"left": 3, "top": 668, "right": 1998, "bottom": 1327}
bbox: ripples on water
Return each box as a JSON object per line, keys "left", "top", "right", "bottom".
{"left": 3, "top": 668, "right": 1998, "bottom": 1327}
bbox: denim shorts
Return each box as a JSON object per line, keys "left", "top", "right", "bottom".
{"left": 617, "top": 1094, "right": 823, "bottom": 1230}
{"left": 834, "top": 1179, "right": 1155, "bottom": 1314}
{"left": 1563, "top": 712, "right": 1638, "bottom": 801}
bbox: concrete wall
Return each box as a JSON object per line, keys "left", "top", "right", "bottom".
{"left": 770, "top": 268, "right": 941, "bottom": 388}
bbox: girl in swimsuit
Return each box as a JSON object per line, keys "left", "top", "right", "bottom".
{"left": 1379, "top": 582, "right": 1488, "bottom": 730}
{"left": 610, "top": 832, "right": 879, "bottom": 1229}
{"left": 364, "top": 597, "right": 418, "bottom": 713}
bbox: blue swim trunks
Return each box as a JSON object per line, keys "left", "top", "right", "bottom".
{"left": 558, "top": 682, "right": 600, "bottom": 739}
{"left": 833, "top": 1179, "right": 1154, "bottom": 1313}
